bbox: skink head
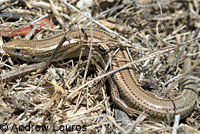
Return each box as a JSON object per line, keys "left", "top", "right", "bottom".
{"left": 3, "top": 40, "right": 37, "bottom": 61}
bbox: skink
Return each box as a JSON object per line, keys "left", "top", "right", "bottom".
{"left": 2, "top": 28, "right": 198, "bottom": 121}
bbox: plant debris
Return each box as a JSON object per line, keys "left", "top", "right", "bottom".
{"left": 0, "top": 0, "right": 200, "bottom": 133}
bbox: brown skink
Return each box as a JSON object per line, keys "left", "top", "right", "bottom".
{"left": 2, "top": 28, "right": 198, "bottom": 121}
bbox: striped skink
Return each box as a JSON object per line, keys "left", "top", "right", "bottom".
{"left": 2, "top": 28, "right": 198, "bottom": 121}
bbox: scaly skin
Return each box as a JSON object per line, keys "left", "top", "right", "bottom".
{"left": 2, "top": 29, "right": 198, "bottom": 121}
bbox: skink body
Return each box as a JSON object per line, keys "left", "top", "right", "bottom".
{"left": 2, "top": 29, "right": 198, "bottom": 121}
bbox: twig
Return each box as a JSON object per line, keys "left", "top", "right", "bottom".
{"left": 61, "top": 0, "right": 128, "bottom": 42}
{"left": 0, "top": 62, "right": 46, "bottom": 81}
{"left": 36, "top": 30, "right": 71, "bottom": 74}
{"left": 49, "top": 0, "right": 64, "bottom": 26}
{"left": 67, "top": 47, "right": 175, "bottom": 99}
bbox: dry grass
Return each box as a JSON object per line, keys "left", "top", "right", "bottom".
{"left": 0, "top": 0, "right": 200, "bottom": 133}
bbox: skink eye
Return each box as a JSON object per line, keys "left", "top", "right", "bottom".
{"left": 15, "top": 49, "right": 21, "bottom": 53}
